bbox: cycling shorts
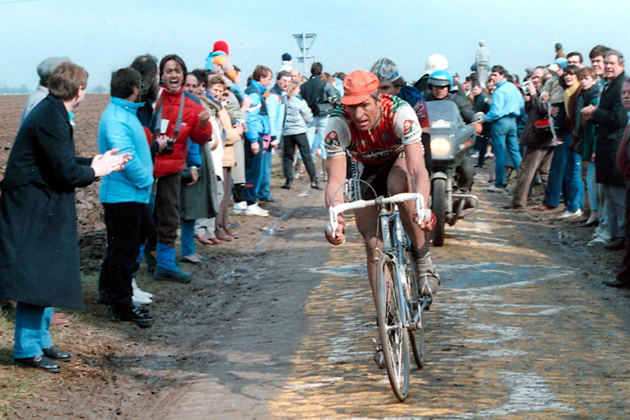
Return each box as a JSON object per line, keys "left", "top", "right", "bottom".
{"left": 347, "top": 154, "right": 401, "bottom": 201}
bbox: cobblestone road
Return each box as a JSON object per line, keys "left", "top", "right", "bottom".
{"left": 167, "top": 193, "right": 630, "bottom": 419}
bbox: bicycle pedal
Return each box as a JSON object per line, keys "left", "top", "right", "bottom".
{"left": 421, "top": 296, "right": 433, "bottom": 311}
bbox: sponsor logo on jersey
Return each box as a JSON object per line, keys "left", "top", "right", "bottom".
{"left": 325, "top": 131, "right": 339, "bottom": 146}
{"left": 403, "top": 119, "right": 416, "bottom": 135}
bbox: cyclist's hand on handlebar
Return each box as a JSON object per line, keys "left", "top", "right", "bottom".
{"left": 325, "top": 220, "right": 346, "bottom": 245}
{"left": 413, "top": 209, "right": 436, "bottom": 231}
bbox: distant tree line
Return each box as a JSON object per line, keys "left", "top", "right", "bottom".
{"left": 0, "top": 85, "right": 30, "bottom": 94}
{"left": 0, "top": 84, "right": 108, "bottom": 94}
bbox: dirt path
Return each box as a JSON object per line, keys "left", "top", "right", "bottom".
{"left": 138, "top": 180, "right": 630, "bottom": 420}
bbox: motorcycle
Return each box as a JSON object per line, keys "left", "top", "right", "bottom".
{"left": 427, "top": 101, "right": 482, "bottom": 246}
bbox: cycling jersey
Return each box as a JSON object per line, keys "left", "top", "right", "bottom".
{"left": 396, "top": 85, "right": 430, "bottom": 129}
{"left": 324, "top": 94, "right": 423, "bottom": 165}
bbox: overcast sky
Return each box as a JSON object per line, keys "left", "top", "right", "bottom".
{"left": 2, "top": 0, "right": 630, "bottom": 91}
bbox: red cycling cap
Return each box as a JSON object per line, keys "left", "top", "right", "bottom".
{"left": 341, "top": 70, "right": 379, "bottom": 106}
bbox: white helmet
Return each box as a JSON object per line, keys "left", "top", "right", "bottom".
{"left": 425, "top": 54, "right": 448, "bottom": 75}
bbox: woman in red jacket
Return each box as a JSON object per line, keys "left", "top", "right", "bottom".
{"left": 151, "top": 55, "right": 212, "bottom": 283}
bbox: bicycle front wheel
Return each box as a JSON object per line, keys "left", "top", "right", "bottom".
{"left": 375, "top": 253, "right": 410, "bottom": 401}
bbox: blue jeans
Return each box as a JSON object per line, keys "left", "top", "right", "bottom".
{"left": 181, "top": 219, "right": 196, "bottom": 256}
{"left": 307, "top": 115, "right": 329, "bottom": 159}
{"left": 491, "top": 117, "right": 521, "bottom": 188}
{"left": 587, "top": 162, "right": 598, "bottom": 212}
{"left": 257, "top": 147, "right": 273, "bottom": 200}
{"left": 243, "top": 138, "right": 264, "bottom": 205}
{"left": 543, "top": 135, "right": 583, "bottom": 211}
{"left": 14, "top": 304, "right": 53, "bottom": 359}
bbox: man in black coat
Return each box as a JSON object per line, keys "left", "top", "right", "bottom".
{"left": 297, "top": 62, "right": 339, "bottom": 178}
{"left": 299, "top": 62, "right": 339, "bottom": 118}
{"left": 582, "top": 50, "right": 628, "bottom": 250}
{"left": 505, "top": 67, "right": 555, "bottom": 208}
{"left": 0, "top": 62, "right": 128, "bottom": 372}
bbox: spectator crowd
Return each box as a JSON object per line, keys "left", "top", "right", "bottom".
{"left": 3, "top": 39, "right": 630, "bottom": 374}
{"left": 460, "top": 43, "right": 630, "bottom": 292}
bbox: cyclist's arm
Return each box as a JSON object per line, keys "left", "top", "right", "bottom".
{"left": 395, "top": 105, "right": 431, "bottom": 227}
{"left": 323, "top": 117, "right": 349, "bottom": 245}
{"left": 403, "top": 141, "right": 430, "bottom": 227}
{"left": 325, "top": 154, "right": 347, "bottom": 244}
{"left": 325, "top": 154, "right": 347, "bottom": 210}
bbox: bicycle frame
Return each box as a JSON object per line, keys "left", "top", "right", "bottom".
{"left": 327, "top": 191, "right": 429, "bottom": 401}
{"left": 328, "top": 192, "right": 426, "bottom": 331}
{"left": 380, "top": 208, "right": 421, "bottom": 333}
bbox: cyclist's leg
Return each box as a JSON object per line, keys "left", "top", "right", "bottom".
{"left": 354, "top": 206, "right": 381, "bottom": 304}
{"left": 386, "top": 157, "right": 425, "bottom": 250}
{"left": 387, "top": 158, "right": 440, "bottom": 296}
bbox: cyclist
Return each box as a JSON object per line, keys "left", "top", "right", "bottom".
{"left": 369, "top": 58, "right": 432, "bottom": 175}
{"left": 323, "top": 69, "right": 439, "bottom": 303}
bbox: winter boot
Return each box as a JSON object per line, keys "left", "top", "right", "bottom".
{"left": 154, "top": 243, "right": 192, "bottom": 283}
{"left": 143, "top": 243, "right": 157, "bottom": 273}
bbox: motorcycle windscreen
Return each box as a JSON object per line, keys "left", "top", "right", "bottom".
{"left": 426, "top": 101, "right": 464, "bottom": 128}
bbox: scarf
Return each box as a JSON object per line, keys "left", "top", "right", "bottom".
{"left": 564, "top": 83, "right": 580, "bottom": 114}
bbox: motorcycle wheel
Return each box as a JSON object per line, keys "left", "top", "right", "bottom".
{"left": 431, "top": 178, "right": 447, "bottom": 247}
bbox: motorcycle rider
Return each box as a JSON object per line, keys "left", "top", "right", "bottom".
{"left": 425, "top": 70, "right": 480, "bottom": 193}
{"left": 425, "top": 70, "right": 480, "bottom": 128}
{"left": 414, "top": 54, "right": 467, "bottom": 102}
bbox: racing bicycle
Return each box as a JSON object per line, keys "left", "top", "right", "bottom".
{"left": 327, "top": 182, "right": 432, "bottom": 401}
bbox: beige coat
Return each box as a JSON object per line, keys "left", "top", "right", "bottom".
{"left": 200, "top": 97, "right": 240, "bottom": 170}
{"left": 219, "top": 105, "right": 240, "bottom": 168}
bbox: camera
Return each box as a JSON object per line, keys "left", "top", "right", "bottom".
{"left": 163, "top": 137, "right": 175, "bottom": 154}
{"left": 521, "top": 81, "right": 530, "bottom": 96}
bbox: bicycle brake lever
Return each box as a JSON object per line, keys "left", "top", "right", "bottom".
{"left": 327, "top": 207, "right": 338, "bottom": 238}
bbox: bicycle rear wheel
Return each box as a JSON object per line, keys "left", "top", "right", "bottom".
{"left": 409, "top": 317, "right": 425, "bottom": 369}
{"left": 404, "top": 247, "right": 425, "bottom": 369}
{"left": 375, "top": 253, "right": 410, "bottom": 401}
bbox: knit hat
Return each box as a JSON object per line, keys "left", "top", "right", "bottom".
{"left": 369, "top": 58, "right": 401, "bottom": 84}
{"left": 213, "top": 40, "right": 229, "bottom": 55}
{"left": 282, "top": 53, "right": 292, "bottom": 61}
{"left": 554, "top": 57, "right": 568, "bottom": 70}
{"left": 37, "top": 56, "right": 71, "bottom": 85}
{"left": 341, "top": 70, "right": 379, "bottom": 106}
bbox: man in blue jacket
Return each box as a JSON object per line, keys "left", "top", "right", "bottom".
{"left": 260, "top": 70, "right": 291, "bottom": 202}
{"left": 98, "top": 68, "right": 154, "bottom": 327}
{"left": 244, "top": 65, "right": 273, "bottom": 216}
{"left": 485, "top": 65, "right": 523, "bottom": 192}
